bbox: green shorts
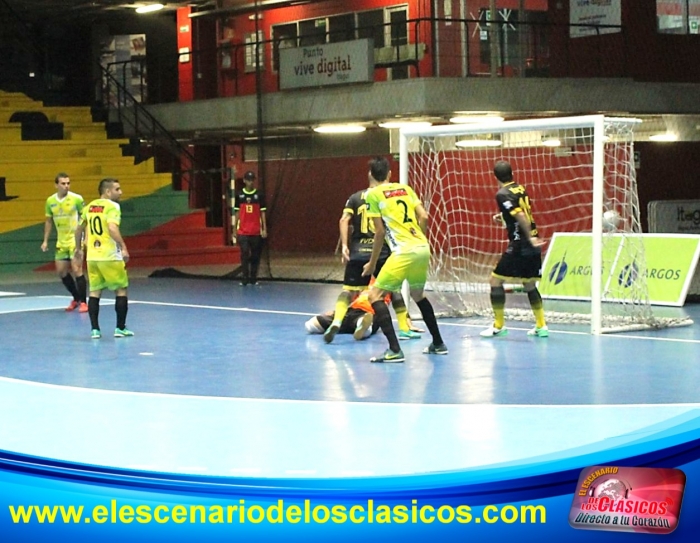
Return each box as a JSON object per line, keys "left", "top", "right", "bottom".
{"left": 87, "top": 261, "right": 129, "bottom": 291}
{"left": 55, "top": 242, "right": 76, "bottom": 261}
{"left": 374, "top": 246, "right": 430, "bottom": 293}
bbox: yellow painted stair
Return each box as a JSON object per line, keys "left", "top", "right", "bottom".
{"left": 0, "top": 91, "right": 175, "bottom": 234}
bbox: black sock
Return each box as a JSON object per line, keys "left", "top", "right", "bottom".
{"left": 75, "top": 275, "right": 87, "bottom": 303}
{"left": 88, "top": 297, "right": 100, "bottom": 330}
{"left": 416, "top": 297, "right": 444, "bottom": 346}
{"left": 115, "top": 296, "right": 128, "bottom": 330}
{"left": 61, "top": 274, "right": 79, "bottom": 300}
{"left": 371, "top": 300, "right": 400, "bottom": 353}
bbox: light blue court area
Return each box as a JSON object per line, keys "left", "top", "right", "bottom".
{"left": 0, "top": 377, "right": 699, "bottom": 478}
{"left": 1, "top": 278, "right": 700, "bottom": 477}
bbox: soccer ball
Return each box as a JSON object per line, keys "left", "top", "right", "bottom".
{"left": 602, "top": 210, "right": 621, "bottom": 231}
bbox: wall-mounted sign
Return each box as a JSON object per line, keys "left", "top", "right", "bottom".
{"left": 279, "top": 39, "right": 374, "bottom": 90}
{"left": 570, "top": 0, "right": 621, "bottom": 38}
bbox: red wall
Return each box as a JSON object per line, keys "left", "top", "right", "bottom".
{"left": 411, "top": 147, "right": 601, "bottom": 256}
{"left": 260, "top": 155, "right": 385, "bottom": 252}
{"left": 217, "top": 0, "right": 434, "bottom": 96}
{"left": 635, "top": 142, "right": 700, "bottom": 230}
{"left": 219, "top": 140, "right": 700, "bottom": 256}
{"left": 177, "top": 7, "right": 194, "bottom": 101}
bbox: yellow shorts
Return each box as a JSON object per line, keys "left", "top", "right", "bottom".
{"left": 87, "top": 261, "right": 129, "bottom": 291}
{"left": 374, "top": 246, "right": 430, "bottom": 293}
{"left": 55, "top": 242, "right": 76, "bottom": 261}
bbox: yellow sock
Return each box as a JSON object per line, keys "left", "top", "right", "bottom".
{"left": 494, "top": 307, "right": 505, "bottom": 330}
{"left": 395, "top": 306, "right": 409, "bottom": 332}
{"left": 527, "top": 288, "right": 547, "bottom": 328}
{"left": 333, "top": 294, "right": 351, "bottom": 325}
{"left": 491, "top": 286, "right": 506, "bottom": 329}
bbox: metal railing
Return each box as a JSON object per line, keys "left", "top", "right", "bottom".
{"left": 106, "top": 16, "right": 628, "bottom": 107}
{"left": 100, "top": 64, "right": 228, "bottom": 228}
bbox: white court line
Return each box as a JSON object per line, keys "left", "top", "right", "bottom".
{"left": 5, "top": 297, "right": 699, "bottom": 345}
{"left": 130, "top": 299, "right": 314, "bottom": 317}
{"left": 5, "top": 372, "right": 699, "bottom": 409}
{"left": 0, "top": 296, "right": 112, "bottom": 315}
{"left": 130, "top": 300, "right": 700, "bottom": 345}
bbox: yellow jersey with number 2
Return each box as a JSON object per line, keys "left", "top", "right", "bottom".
{"left": 365, "top": 182, "right": 428, "bottom": 254}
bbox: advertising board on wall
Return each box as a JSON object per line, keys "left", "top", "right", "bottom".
{"left": 540, "top": 233, "right": 700, "bottom": 306}
{"left": 279, "top": 39, "right": 374, "bottom": 90}
{"left": 570, "top": 0, "right": 621, "bottom": 38}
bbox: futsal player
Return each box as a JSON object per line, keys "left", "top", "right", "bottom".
{"left": 41, "top": 173, "right": 88, "bottom": 312}
{"left": 232, "top": 170, "right": 267, "bottom": 286}
{"left": 362, "top": 157, "right": 448, "bottom": 363}
{"left": 480, "top": 160, "right": 548, "bottom": 338}
{"left": 324, "top": 161, "right": 419, "bottom": 344}
{"left": 74, "top": 178, "right": 132, "bottom": 339}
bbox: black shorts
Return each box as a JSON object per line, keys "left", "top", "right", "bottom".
{"left": 493, "top": 247, "right": 542, "bottom": 281}
{"left": 317, "top": 308, "right": 367, "bottom": 334}
{"left": 343, "top": 254, "right": 389, "bottom": 289}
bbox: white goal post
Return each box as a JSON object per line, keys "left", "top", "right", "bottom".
{"left": 398, "top": 115, "right": 692, "bottom": 334}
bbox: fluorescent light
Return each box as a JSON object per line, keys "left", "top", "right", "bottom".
{"left": 378, "top": 121, "right": 433, "bottom": 129}
{"left": 541, "top": 138, "right": 561, "bottom": 147}
{"left": 648, "top": 133, "right": 678, "bottom": 142}
{"left": 313, "top": 124, "right": 366, "bottom": 134}
{"left": 136, "top": 4, "right": 164, "bottom": 14}
{"left": 450, "top": 115, "right": 504, "bottom": 124}
{"left": 455, "top": 138, "right": 502, "bottom": 148}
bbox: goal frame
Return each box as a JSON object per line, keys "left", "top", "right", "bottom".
{"left": 398, "top": 114, "right": 638, "bottom": 335}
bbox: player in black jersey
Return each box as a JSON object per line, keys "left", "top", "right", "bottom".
{"left": 481, "top": 160, "right": 549, "bottom": 338}
{"left": 323, "top": 161, "right": 420, "bottom": 344}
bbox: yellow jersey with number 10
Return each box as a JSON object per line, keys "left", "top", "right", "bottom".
{"left": 365, "top": 182, "right": 428, "bottom": 254}
{"left": 81, "top": 198, "right": 123, "bottom": 261}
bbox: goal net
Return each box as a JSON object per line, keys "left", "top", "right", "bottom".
{"left": 400, "top": 115, "right": 691, "bottom": 333}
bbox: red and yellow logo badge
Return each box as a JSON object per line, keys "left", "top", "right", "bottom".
{"left": 569, "top": 466, "right": 685, "bottom": 534}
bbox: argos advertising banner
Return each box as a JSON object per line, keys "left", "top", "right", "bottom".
{"left": 540, "top": 233, "right": 700, "bottom": 306}
{"left": 279, "top": 39, "right": 374, "bottom": 90}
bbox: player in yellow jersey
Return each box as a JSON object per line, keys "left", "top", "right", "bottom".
{"left": 41, "top": 173, "right": 87, "bottom": 312}
{"left": 74, "top": 178, "right": 132, "bottom": 339}
{"left": 324, "top": 162, "right": 420, "bottom": 344}
{"left": 362, "top": 157, "right": 448, "bottom": 363}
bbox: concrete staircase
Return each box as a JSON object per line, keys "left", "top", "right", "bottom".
{"left": 0, "top": 90, "right": 239, "bottom": 274}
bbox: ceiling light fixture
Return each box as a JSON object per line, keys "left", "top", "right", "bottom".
{"left": 450, "top": 115, "right": 504, "bottom": 124}
{"left": 541, "top": 137, "right": 561, "bottom": 147}
{"left": 648, "top": 132, "right": 678, "bottom": 142}
{"left": 313, "top": 124, "right": 366, "bottom": 134}
{"left": 455, "top": 137, "right": 502, "bottom": 148}
{"left": 378, "top": 121, "right": 433, "bottom": 129}
{"left": 136, "top": 4, "right": 165, "bottom": 14}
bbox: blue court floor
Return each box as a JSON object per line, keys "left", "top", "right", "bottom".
{"left": 1, "top": 277, "right": 699, "bottom": 478}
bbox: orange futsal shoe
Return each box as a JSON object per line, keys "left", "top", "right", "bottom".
{"left": 78, "top": 302, "right": 88, "bottom": 313}
{"left": 65, "top": 300, "right": 79, "bottom": 312}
